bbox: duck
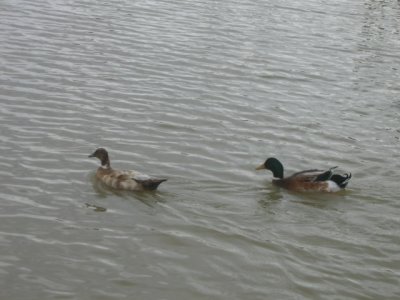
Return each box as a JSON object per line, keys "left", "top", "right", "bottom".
{"left": 256, "top": 157, "right": 351, "bottom": 192}
{"left": 88, "top": 148, "right": 167, "bottom": 191}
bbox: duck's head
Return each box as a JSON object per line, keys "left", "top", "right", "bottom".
{"left": 89, "top": 148, "right": 110, "bottom": 167}
{"left": 256, "top": 157, "right": 284, "bottom": 179}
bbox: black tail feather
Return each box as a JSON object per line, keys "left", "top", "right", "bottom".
{"left": 331, "top": 173, "right": 352, "bottom": 189}
{"left": 315, "top": 166, "right": 338, "bottom": 182}
{"left": 134, "top": 178, "right": 167, "bottom": 190}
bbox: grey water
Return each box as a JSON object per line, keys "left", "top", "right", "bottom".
{"left": 1, "top": 0, "right": 400, "bottom": 299}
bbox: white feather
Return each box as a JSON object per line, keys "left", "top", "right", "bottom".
{"left": 327, "top": 180, "right": 341, "bottom": 192}
{"left": 133, "top": 174, "right": 151, "bottom": 181}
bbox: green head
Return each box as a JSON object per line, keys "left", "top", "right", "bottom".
{"left": 256, "top": 157, "right": 284, "bottom": 179}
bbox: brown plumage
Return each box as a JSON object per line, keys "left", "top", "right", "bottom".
{"left": 271, "top": 171, "right": 332, "bottom": 192}
{"left": 89, "top": 148, "right": 167, "bottom": 191}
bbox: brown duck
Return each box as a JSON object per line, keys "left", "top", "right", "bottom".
{"left": 256, "top": 157, "right": 351, "bottom": 192}
{"left": 89, "top": 148, "right": 167, "bottom": 191}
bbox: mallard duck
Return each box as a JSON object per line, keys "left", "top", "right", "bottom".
{"left": 89, "top": 148, "right": 167, "bottom": 191}
{"left": 256, "top": 157, "right": 351, "bottom": 192}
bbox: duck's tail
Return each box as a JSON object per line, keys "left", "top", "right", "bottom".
{"left": 134, "top": 178, "right": 167, "bottom": 190}
{"left": 330, "top": 173, "right": 352, "bottom": 189}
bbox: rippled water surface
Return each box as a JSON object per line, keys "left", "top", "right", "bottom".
{"left": 1, "top": 0, "right": 400, "bottom": 299}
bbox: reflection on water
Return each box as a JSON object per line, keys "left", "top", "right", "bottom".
{"left": 85, "top": 203, "right": 107, "bottom": 212}
{"left": 1, "top": 0, "right": 400, "bottom": 299}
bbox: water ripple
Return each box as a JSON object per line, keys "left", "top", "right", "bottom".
{"left": 1, "top": 0, "right": 400, "bottom": 299}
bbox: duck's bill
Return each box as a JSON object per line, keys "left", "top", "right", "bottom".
{"left": 88, "top": 153, "right": 95, "bottom": 158}
{"left": 255, "top": 164, "right": 266, "bottom": 170}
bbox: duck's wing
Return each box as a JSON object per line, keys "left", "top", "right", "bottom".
{"left": 121, "top": 171, "right": 167, "bottom": 190}
{"left": 314, "top": 166, "right": 338, "bottom": 181}
{"left": 291, "top": 167, "right": 338, "bottom": 182}
{"left": 107, "top": 170, "right": 136, "bottom": 181}
{"left": 97, "top": 169, "right": 138, "bottom": 190}
{"left": 111, "top": 169, "right": 139, "bottom": 179}
{"left": 291, "top": 169, "right": 323, "bottom": 182}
